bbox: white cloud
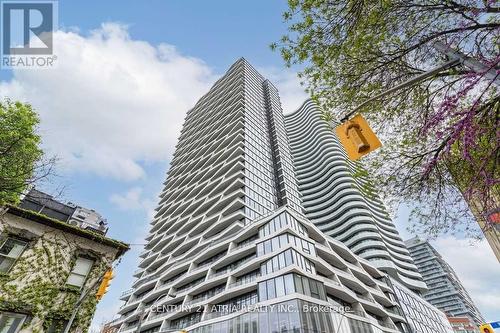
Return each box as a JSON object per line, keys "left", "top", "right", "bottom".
{"left": 109, "top": 186, "right": 155, "bottom": 216}
{"left": 432, "top": 236, "right": 500, "bottom": 321}
{"left": 0, "top": 23, "right": 306, "bottom": 181}
{"left": 0, "top": 23, "right": 216, "bottom": 181}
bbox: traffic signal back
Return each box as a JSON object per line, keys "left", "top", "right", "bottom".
{"left": 479, "top": 323, "right": 495, "bottom": 333}
{"left": 335, "top": 114, "right": 382, "bottom": 161}
{"left": 96, "top": 269, "right": 114, "bottom": 300}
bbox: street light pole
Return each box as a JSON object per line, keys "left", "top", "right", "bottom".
{"left": 341, "top": 40, "right": 499, "bottom": 122}
{"left": 62, "top": 277, "right": 104, "bottom": 333}
{"left": 341, "top": 58, "right": 460, "bottom": 122}
{"left": 433, "top": 41, "right": 500, "bottom": 86}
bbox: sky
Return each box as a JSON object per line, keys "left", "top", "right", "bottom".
{"left": 0, "top": 0, "right": 498, "bottom": 330}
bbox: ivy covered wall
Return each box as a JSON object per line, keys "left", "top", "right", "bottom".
{"left": 0, "top": 210, "right": 125, "bottom": 333}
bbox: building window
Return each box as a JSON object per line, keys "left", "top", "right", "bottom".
{"left": 258, "top": 273, "right": 326, "bottom": 302}
{"left": 191, "top": 283, "right": 225, "bottom": 303}
{"left": 0, "top": 312, "right": 27, "bottom": 333}
{"left": 0, "top": 237, "right": 28, "bottom": 273}
{"left": 258, "top": 212, "right": 307, "bottom": 238}
{"left": 139, "top": 325, "right": 161, "bottom": 333}
{"left": 170, "top": 312, "right": 202, "bottom": 329}
{"left": 210, "top": 292, "right": 259, "bottom": 318}
{"left": 260, "top": 248, "right": 316, "bottom": 275}
{"left": 66, "top": 257, "right": 94, "bottom": 287}
{"left": 257, "top": 232, "right": 315, "bottom": 257}
{"left": 45, "top": 318, "right": 68, "bottom": 333}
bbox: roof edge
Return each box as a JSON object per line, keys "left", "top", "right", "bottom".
{"left": 3, "top": 205, "right": 129, "bottom": 257}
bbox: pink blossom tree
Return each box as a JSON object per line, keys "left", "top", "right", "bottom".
{"left": 273, "top": 0, "right": 499, "bottom": 237}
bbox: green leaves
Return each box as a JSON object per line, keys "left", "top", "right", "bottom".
{"left": 0, "top": 231, "right": 111, "bottom": 333}
{"left": 0, "top": 100, "right": 44, "bottom": 205}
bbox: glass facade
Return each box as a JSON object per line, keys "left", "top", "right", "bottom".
{"left": 233, "top": 269, "right": 261, "bottom": 286}
{"left": 258, "top": 273, "right": 326, "bottom": 302}
{"left": 189, "top": 300, "right": 394, "bottom": 333}
{"left": 242, "top": 64, "right": 304, "bottom": 223}
{"left": 243, "top": 66, "right": 280, "bottom": 222}
{"left": 405, "top": 237, "right": 484, "bottom": 327}
{"left": 209, "top": 292, "right": 259, "bottom": 318}
{"left": 215, "top": 253, "right": 257, "bottom": 276}
{"left": 390, "top": 276, "right": 454, "bottom": 333}
{"left": 262, "top": 81, "right": 303, "bottom": 212}
{"left": 260, "top": 249, "right": 315, "bottom": 275}
{"left": 191, "top": 284, "right": 226, "bottom": 304}
{"left": 257, "top": 232, "right": 315, "bottom": 257}
{"left": 170, "top": 312, "right": 203, "bottom": 329}
{"left": 258, "top": 212, "right": 307, "bottom": 238}
{"left": 197, "top": 250, "right": 228, "bottom": 267}
{"left": 176, "top": 276, "right": 206, "bottom": 294}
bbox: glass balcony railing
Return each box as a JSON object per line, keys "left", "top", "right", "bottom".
{"left": 120, "top": 288, "right": 134, "bottom": 298}
{"left": 211, "top": 254, "right": 257, "bottom": 278}
{"left": 227, "top": 274, "right": 260, "bottom": 289}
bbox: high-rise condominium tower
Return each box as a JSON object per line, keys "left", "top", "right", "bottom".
{"left": 284, "top": 100, "right": 427, "bottom": 293}
{"left": 405, "top": 237, "right": 484, "bottom": 327}
{"left": 114, "top": 59, "right": 427, "bottom": 333}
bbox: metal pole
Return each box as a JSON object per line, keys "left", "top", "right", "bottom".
{"left": 341, "top": 58, "right": 460, "bottom": 122}
{"left": 433, "top": 41, "right": 500, "bottom": 86}
{"left": 341, "top": 40, "right": 499, "bottom": 122}
{"left": 62, "top": 277, "right": 103, "bottom": 333}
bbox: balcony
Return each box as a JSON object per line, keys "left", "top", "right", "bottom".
{"left": 175, "top": 279, "right": 205, "bottom": 294}
{"left": 356, "top": 293, "right": 374, "bottom": 302}
{"left": 135, "top": 271, "right": 162, "bottom": 288}
{"left": 324, "top": 277, "right": 342, "bottom": 287}
{"left": 377, "top": 319, "right": 396, "bottom": 330}
{"left": 118, "top": 322, "right": 138, "bottom": 332}
{"left": 155, "top": 274, "right": 185, "bottom": 291}
{"left": 349, "top": 309, "right": 366, "bottom": 317}
{"left": 190, "top": 254, "right": 224, "bottom": 273}
{"left": 210, "top": 254, "right": 257, "bottom": 278}
{"left": 386, "top": 306, "right": 403, "bottom": 316}
{"left": 232, "top": 240, "right": 255, "bottom": 251}
{"left": 185, "top": 289, "right": 225, "bottom": 306}
{"left": 148, "top": 308, "right": 173, "bottom": 320}
{"left": 227, "top": 274, "right": 260, "bottom": 289}
{"left": 121, "top": 289, "right": 134, "bottom": 298}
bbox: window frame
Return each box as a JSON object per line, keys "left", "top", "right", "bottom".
{"left": 0, "top": 235, "right": 29, "bottom": 274}
{"left": 66, "top": 256, "right": 95, "bottom": 288}
{"left": 45, "top": 317, "right": 69, "bottom": 333}
{"left": 0, "top": 312, "right": 28, "bottom": 333}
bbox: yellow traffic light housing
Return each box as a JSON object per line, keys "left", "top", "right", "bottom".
{"left": 96, "top": 269, "right": 114, "bottom": 300}
{"left": 479, "top": 324, "right": 495, "bottom": 333}
{"left": 335, "top": 114, "right": 381, "bottom": 161}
